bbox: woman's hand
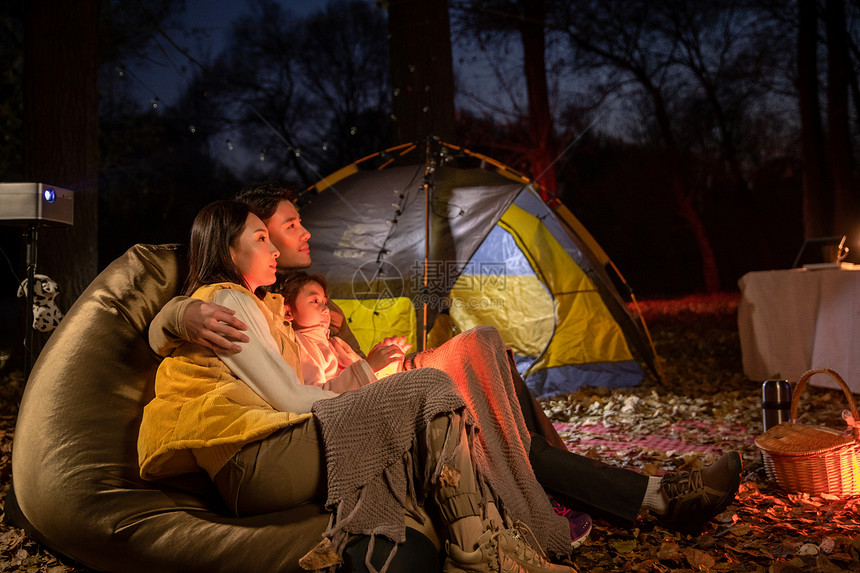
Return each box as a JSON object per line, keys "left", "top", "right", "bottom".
{"left": 183, "top": 299, "right": 249, "bottom": 353}
{"left": 366, "top": 336, "right": 411, "bottom": 372}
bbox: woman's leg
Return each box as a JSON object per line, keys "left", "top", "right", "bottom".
{"left": 423, "top": 413, "right": 574, "bottom": 573}
{"left": 213, "top": 419, "right": 325, "bottom": 516}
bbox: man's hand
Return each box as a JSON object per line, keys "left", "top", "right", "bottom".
{"left": 365, "top": 336, "right": 411, "bottom": 373}
{"left": 184, "top": 299, "right": 249, "bottom": 353}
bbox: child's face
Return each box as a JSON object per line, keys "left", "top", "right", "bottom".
{"left": 290, "top": 281, "right": 330, "bottom": 329}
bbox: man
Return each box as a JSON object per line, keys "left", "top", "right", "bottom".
{"left": 150, "top": 183, "right": 742, "bottom": 538}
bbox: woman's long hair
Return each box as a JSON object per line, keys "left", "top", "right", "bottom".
{"left": 183, "top": 200, "right": 252, "bottom": 296}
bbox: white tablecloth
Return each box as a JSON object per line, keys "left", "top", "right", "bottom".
{"left": 738, "top": 267, "right": 860, "bottom": 394}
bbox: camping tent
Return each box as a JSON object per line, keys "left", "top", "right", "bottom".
{"left": 299, "top": 141, "right": 660, "bottom": 397}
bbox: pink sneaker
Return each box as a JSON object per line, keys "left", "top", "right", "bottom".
{"left": 548, "top": 497, "right": 591, "bottom": 549}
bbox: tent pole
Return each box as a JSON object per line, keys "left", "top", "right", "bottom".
{"left": 421, "top": 139, "right": 432, "bottom": 351}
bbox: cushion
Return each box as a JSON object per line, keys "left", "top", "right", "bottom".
{"left": 9, "top": 244, "right": 332, "bottom": 572}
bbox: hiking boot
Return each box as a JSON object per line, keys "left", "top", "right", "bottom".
{"left": 549, "top": 497, "right": 592, "bottom": 549}
{"left": 443, "top": 529, "right": 527, "bottom": 573}
{"left": 444, "top": 526, "right": 576, "bottom": 573}
{"left": 496, "top": 522, "right": 576, "bottom": 573}
{"left": 658, "top": 451, "right": 743, "bottom": 533}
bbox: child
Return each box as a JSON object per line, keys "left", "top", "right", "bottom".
{"left": 280, "top": 272, "right": 410, "bottom": 391}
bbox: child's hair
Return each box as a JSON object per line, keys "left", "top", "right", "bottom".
{"left": 279, "top": 271, "right": 328, "bottom": 310}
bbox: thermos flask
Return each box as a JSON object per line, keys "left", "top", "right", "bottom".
{"left": 762, "top": 379, "right": 792, "bottom": 432}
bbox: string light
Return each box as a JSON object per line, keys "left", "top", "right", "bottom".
{"left": 114, "top": 55, "right": 407, "bottom": 174}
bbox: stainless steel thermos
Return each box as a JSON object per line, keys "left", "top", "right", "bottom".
{"left": 762, "top": 379, "right": 792, "bottom": 432}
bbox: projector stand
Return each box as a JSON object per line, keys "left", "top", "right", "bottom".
{"left": 24, "top": 224, "right": 38, "bottom": 376}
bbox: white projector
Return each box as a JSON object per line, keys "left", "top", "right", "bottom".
{"left": 0, "top": 182, "right": 74, "bottom": 226}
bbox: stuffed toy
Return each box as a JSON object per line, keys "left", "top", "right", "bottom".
{"left": 17, "top": 274, "right": 64, "bottom": 332}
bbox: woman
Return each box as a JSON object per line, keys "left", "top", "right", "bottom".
{"left": 137, "top": 200, "right": 573, "bottom": 573}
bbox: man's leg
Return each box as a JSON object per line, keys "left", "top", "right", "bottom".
{"left": 409, "top": 330, "right": 649, "bottom": 526}
{"left": 504, "top": 349, "right": 648, "bottom": 526}
{"left": 506, "top": 348, "right": 743, "bottom": 533}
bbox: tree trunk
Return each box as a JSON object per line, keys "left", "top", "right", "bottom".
{"left": 647, "top": 82, "right": 721, "bottom": 292}
{"left": 798, "top": 0, "right": 829, "bottom": 238}
{"left": 23, "top": 0, "right": 99, "bottom": 352}
{"left": 385, "top": 0, "right": 456, "bottom": 143}
{"left": 825, "top": 0, "right": 856, "bottom": 235}
{"left": 518, "top": 0, "right": 558, "bottom": 200}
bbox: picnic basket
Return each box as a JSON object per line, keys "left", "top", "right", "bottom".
{"left": 755, "top": 368, "right": 860, "bottom": 496}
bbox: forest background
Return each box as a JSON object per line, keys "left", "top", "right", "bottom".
{"left": 0, "top": 0, "right": 859, "bottom": 370}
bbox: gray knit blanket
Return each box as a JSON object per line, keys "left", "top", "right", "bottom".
{"left": 311, "top": 325, "right": 569, "bottom": 568}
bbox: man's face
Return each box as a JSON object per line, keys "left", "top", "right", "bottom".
{"left": 264, "top": 200, "right": 311, "bottom": 270}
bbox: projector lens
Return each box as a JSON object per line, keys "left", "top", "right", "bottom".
{"left": 44, "top": 187, "right": 56, "bottom": 203}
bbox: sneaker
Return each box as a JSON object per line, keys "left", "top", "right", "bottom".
{"left": 659, "top": 451, "right": 743, "bottom": 533}
{"left": 496, "top": 522, "right": 576, "bottom": 573}
{"left": 548, "top": 497, "right": 592, "bottom": 549}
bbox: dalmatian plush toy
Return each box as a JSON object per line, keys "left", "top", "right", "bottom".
{"left": 17, "top": 274, "right": 64, "bottom": 333}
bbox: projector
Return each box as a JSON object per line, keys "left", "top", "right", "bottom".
{"left": 0, "top": 182, "right": 74, "bottom": 226}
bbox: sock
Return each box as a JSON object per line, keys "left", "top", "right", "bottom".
{"left": 641, "top": 476, "right": 668, "bottom": 515}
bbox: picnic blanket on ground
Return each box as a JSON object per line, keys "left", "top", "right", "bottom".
{"left": 311, "top": 326, "right": 569, "bottom": 571}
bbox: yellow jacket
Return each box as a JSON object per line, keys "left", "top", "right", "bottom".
{"left": 137, "top": 283, "right": 311, "bottom": 480}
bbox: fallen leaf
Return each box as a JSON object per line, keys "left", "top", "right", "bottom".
{"left": 657, "top": 541, "right": 682, "bottom": 560}
{"left": 681, "top": 547, "right": 716, "bottom": 571}
{"left": 609, "top": 539, "right": 637, "bottom": 554}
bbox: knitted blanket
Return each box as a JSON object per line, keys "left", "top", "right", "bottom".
{"left": 311, "top": 325, "right": 569, "bottom": 569}
{"left": 405, "top": 326, "right": 570, "bottom": 555}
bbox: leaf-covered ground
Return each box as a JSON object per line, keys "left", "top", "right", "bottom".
{"left": 0, "top": 293, "right": 858, "bottom": 572}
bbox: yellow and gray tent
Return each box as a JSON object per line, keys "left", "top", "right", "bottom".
{"left": 301, "top": 141, "right": 660, "bottom": 397}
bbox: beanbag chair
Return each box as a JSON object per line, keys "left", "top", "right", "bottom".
{"left": 7, "top": 244, "right": 439, "bottom": 572}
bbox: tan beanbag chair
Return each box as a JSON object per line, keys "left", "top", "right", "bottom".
{"left": 9, "top": 244, "right": 331, "bottom": 572}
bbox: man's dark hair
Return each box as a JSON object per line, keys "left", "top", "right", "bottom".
{"left": 236, "top": 183, "right": 299, "bottom": 220}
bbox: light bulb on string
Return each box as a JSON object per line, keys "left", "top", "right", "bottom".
{"left": 349, "top": 126, "right": 357, "bottom": 136}
{"left": 150, "top": 97, "right": 160, "bottom": 109}
{"left": 116, "top": 65, "right": 126, "bottom": 78}
{"left": 322, "top": 142, "right": 329, "bottom": 151}
{"left": 188, "top": 125, "right": 196, "bottom": 134}
{"left": 226, "top": 140, "right": 233, "bottom": 151}
{"left": 259, "top": 150, "right": 266, "bottom": 162}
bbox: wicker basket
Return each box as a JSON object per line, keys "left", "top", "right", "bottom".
{"left": 755, "top": 368, "right": 860, "bottom": 496}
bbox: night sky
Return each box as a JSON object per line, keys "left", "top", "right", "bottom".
{"left": 132, "top": 0, "right": 351, "bottom": 108}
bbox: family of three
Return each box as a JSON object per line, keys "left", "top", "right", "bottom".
{"left": 137, "top": 184, "right": 742, "bottom": 573}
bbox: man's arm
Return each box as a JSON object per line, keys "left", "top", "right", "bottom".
{"left": 327, "top": 300, "right": 365, "bottom": 357}
{"left": 148, "top": 296, "right": 249, "bottom": 357}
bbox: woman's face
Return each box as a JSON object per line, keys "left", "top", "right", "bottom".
{"left": 290, "top": 281, "right": 330, "bottom": 329}
{"left": 230, "top": 213, "right": 281, "bottom": 292}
